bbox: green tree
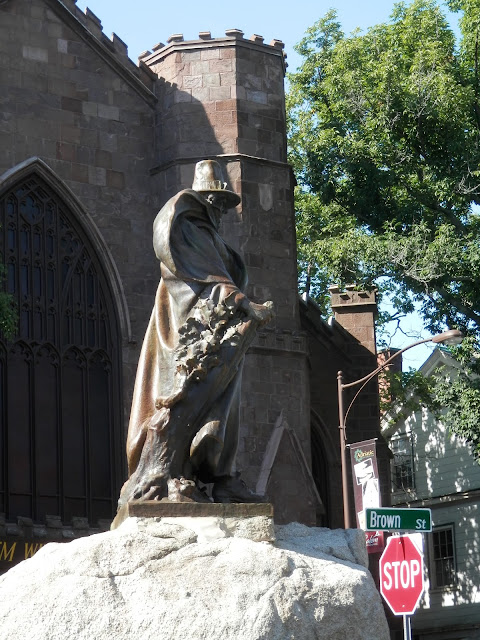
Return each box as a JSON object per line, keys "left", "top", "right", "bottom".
{"left": 287, "top": 0, "right": 480, "bottom": 459}
{"left": 0, "top": 264, "right": 17, "bottom": 339}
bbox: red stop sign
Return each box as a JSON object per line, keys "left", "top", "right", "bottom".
{"left": 379, "top": 535, "right": 424, "bottom": 615}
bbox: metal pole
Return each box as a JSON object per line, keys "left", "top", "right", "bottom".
{"left": 337, "top": 371, "right": 351, "bottom": 529}
{"left": 403, "top": 615, "right": 411, "bottom": 640}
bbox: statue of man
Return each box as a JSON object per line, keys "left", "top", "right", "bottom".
{"left": 118, "top": 160, "right": 273, "bottom": 506}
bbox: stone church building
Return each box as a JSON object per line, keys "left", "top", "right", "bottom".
{"left": 0, "top": 0, "right": 387, "bottom": 561}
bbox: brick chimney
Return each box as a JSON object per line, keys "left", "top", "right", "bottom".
{"left": 329, "top": 285, "right": 377, "bottom": 355}
{"left": 329, "top": 286, "right": 391, "bottom": 526}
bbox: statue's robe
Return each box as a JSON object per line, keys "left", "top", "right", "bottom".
{"left": 126, "top": 189, "right": 248, "bottom": 483}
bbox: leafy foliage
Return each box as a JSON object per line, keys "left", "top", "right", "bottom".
{"left": 0, "top": 264, "right": 17, "bottom": 339}
{"left": 431, "top": 337, "right": 480, "bottom": 458}
{"left": 287, "top": 0, "right": 480, "bottom": 459}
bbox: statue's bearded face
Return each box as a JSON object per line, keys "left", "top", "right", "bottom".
{"left": 205, "top": 192, "right": 228, "bottom": 215}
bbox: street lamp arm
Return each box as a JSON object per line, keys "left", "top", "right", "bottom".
{"left": 340, "top": 329, "right": 463, "bottom": 427}
{"left": 341, "top": 329, "right": 463, "bottom": 391}
{"left": 342, "top": 338, "right": 433, "bottom": 392}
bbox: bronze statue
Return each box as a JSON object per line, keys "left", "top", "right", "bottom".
{"left": 118, "top": 160, "right": 274, "bottom": 506}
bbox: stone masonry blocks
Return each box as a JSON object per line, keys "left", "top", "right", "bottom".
{"left": 0, "top": 0, "right": 160, "bottom": 458}
{"left": 149, "top": 38, "right": 286, "bottom": 163}
{"left": 147, "top": 37, "right": 310, "bottom": 519}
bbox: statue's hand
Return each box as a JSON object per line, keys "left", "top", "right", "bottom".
{"left": 241, "top": 299, "right": 274, "bottom": 326}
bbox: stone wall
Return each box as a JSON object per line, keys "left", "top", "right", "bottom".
{"left": 0, "top": 0, "right": 386, "bottom": 533}
{"left": 0, "top": 2, "right": 314, "bottom": 525}
{"left": 0, "top": 0, "right": 163, "bottom": 448}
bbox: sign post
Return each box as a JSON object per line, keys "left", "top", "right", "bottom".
{"left": 403, "top": 614, "right": 412, "bottom": 640}
{"left": 379, "top": 535, "right": 424, "bottom": 640}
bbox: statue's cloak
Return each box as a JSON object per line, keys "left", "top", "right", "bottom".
{"left": 126, "top": 189, "right": 248, "bottom": 479}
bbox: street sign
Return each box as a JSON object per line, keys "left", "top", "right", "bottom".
{"left": 365, "top": 507, "right": 432, "bottom": 532}
{"left": 379, "top": 535, "right": 425, "bottom": 616}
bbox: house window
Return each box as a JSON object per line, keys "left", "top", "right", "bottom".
{"left": 391, "top": 434, "right": 415, "bottom": 492}
{"left": 430, "top": 525, "right": 456, "bottom": 589}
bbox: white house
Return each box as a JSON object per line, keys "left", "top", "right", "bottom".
{"left": 382, "top": 348, "right": 480, "bottom": 640}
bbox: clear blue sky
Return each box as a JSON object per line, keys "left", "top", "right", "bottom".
{"left": 74, "top": 0, "right": 458, "bottom": 367}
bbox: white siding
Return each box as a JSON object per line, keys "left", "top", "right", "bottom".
{"left": 390, "top": 409, "right": 480, "bottom": 504}
{"left": 385, "top": 357, "right": 480, "bottom": 638}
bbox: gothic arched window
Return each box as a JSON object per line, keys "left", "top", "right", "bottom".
{"left": 0, "top": 172, "right": 122, "bottom": 525}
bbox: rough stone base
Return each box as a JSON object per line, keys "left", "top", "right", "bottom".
{"left": 0, "top": 518, "right": 390, "bottom": 640}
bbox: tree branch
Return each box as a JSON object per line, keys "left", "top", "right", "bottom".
{"left": 474, "top": 26, "right": 480, "bottom": 131}
{"left": 431, "top": 285, "right": 480, "bottom": 327}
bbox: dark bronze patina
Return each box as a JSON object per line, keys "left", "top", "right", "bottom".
{"left": 118, "top": 160, "right": 273, "bottom": 507}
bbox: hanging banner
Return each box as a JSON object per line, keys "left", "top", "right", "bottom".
{"left": 349, "top": 439, "right": 385, "bottom": 554}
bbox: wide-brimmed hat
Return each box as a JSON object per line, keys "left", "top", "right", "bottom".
{"left": 192, "top": 159, "right": 241, "bottom": 208}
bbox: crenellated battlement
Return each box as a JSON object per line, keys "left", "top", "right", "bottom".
{"left": 60, "top": 0, "right": 127, "bottom": 54}
{"left": 141, "top": 30, "right": 287, "bottom": 73}
{"left": 54, "top": 0, "right": 155, "bottom": 94}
